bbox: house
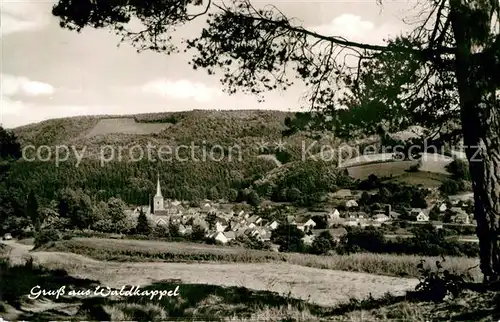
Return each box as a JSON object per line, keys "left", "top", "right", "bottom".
{"left": 303, "top": 219, "right": 317, "bottom": 229}
{"left": 244, "top": 227, "right": 257, "bottom": 236}
{"left": 416, "top": 211, "right": 430, "bottom": 222}
{"left": 234, "top": 229, "right": 246, "bottom": 238}
{"left": 453, "top": 212, "right": 470, "bottom": 224}
{"left": 200, "top": 203, "right": 213, "bottom": 212}
{"left": 214, "top": 232, "right": 229, "bottom": 244}
{"left": 186, "top": 208, "right": 199, "bottom": 216}
{"left": 247, "top": 215, "right": 259, "bottom": 223}
{"left": 345, "top": 199, "right": 358, "bottom": 208}
{"left": 170, "top": 215, "right": 182, "bottom": 224}
{"left": 248, "top": 222, "right": 257, "bottom": 229}
{"left": 438, "top": 203, "right": 448, "bottom": 212}
{"left": 343, "top": 219, "right": 358, "bottom": 227}
{"left": 215, "top": 222, "right": 227, "bottom": 232}
{"left": 155, "top": 218, "right": 168, "bottom": 226}
{"left": 347, "top": 211, "right": 366, "bottom": 220}
{"left": 223, "top": 231, "right": 236, "bottom": 241}
{"left": 255, "top": 228, "right": 272, "bottom": 241}
{"left": 286, "top": 215, "right": 296, "bottom": 225}
{"left": 301, "top": 234, "right": 316, "bottom": 246}
{"left": 231, "top": 222, "right": 243, "bottom": 232}
{"left": 328, "top": 209, "right": 341, "bottom": 220}
{"left": 410, "top": 208, "right": 424, "bottom": 216}
{"left": 410, "top": 208, "right": 430, "bottom": 221}
{"left": 179, "top": 224, "right": 192, "bottom": 235}
{"left": 216, "top": 217, "right": 229, "bottom": 226}
{"left": 450, "top": 207, "right": 465, "bottom": 214}
{"left": 389, "top": 211, "right": 402, "bottom": 220}
{"left": 269, "top": 221, "right": 279, "bottom": 230}
{"left": 229, "top": 219, "right": 239, "bottom": 229}
{"left": 373, "top": 214, "right": 390, "bottom": 223}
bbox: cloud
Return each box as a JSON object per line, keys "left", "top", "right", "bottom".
{"left": 141, "top": 79, "right": 222, "bottom": 103}
{"left": 1, "top": 74, "right": 55, "bottom": 96}
{"left": 0, "top": 96, "right": 122, "bottom": 128}
{"left": 0, "top": 1, "right": 49, "bottom": 36}
{"left": 309, "top": 13, "right": 397, "bottom": 45}
{"left": 311, "top": 14, "right": 374, "bottom": 40}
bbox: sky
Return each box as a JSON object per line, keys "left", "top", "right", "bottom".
{"left": 1, "top": 0, "right": 417, "bottom": 128}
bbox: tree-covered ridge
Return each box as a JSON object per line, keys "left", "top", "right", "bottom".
{"left": 11, "top": 110, "right": 323, "bottom": 162}
{"left": 13, "top": 115, "right": 100, "bottom": 147}
{"left": 4, "top": 157, "right": 276, "bottom": 206}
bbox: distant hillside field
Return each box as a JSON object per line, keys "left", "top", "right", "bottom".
{"left": 346, "top": 160, "right": 419, "bottom": 180}
{"left": 85, "top": 118, "right": 173, "bottom": 137}
{"left": 418, "top": 153, "right": 453, "bottom": 174}
{"left": 385, "top": 171, "right": 450, "bottom": 188}
{"left": 339, "top": 153, "right": 397, "bottom": 168}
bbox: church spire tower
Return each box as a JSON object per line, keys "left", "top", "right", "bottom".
{"left": 155, "top": 173, "right": 162, "bottom": 197}
{"left": 153, "top": 172, "right": 164, "bottom": 212}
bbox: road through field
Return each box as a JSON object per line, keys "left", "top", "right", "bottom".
{"left": 2, "top": 240, "right": 418, "bottom": 307}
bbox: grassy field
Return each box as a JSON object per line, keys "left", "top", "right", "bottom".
{"left": 384, "top": 171, "right": 449, "bottom": 188}
{"left": 85, "top": 118, "right": 173, "bottom": 137}
{"left": 40, "top": 238, "right": 482, "bottom": 281}
{"left": 345, "top": 158, "right": 450, "bottom": 188}
{"left": 418, "top": 153, "right": 452, "bottom": 174}
{"left": 346, "top": 160, "right": 418, "bottom": 180}
{"left": 1, "top": 254, "right": 496, "bottom": 321}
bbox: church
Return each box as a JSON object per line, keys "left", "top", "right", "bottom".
{"left": 150, "top": 174, "right": 168, "bottom": 216}
{"left": 153, "top": 174, "right": 165, "bottom": 213}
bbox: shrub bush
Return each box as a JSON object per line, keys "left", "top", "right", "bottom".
{"left": 335, "top": 225, "right": 479, "bottom": 257}
{"left": 414, "top": 257, "right": 471, "bottom": 302}
{"left": 440, "top": 179, "right": 460, "bottom": 195}
{"left": 446, "top": 159, "right": 470, "bottom": 181}
{"left": 309, "top": 231, "right": 336, "bottom": 255}
{"left": 34, "top": 229, "right": 61, "bottom": 248}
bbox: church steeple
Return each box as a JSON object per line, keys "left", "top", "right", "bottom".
{"left": 153, "top": 172, "right": 165, "bottom": 212}
{"left": 155, "top": 173, "right": 162, "bottom": 197}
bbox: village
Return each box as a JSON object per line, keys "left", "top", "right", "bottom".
{"left": 127, "top": 176, "right": 477, "bottom": 247}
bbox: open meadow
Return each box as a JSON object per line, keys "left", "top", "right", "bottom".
{"left": 1, "top": 238, "right": 493, "bottom": 321}
{"left": 346, "top": 160, "right": 418, "bottom": 180}
{"left": 384, "top": 171, "right": 450, "bottom": 188}
{"left": 85, "top": 118, "right": 172, "bottom": 137}
{"left": 39, "top": 237, "right": 482, "bottom": 281}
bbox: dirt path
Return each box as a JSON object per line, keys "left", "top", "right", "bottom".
{"left": 1, "top": 240, "right": 419, "bottom": 307}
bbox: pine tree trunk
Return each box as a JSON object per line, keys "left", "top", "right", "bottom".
{"left": 462, "top": 100, "right": 500, "bottom": 281}
{"left": 450, "top": 0, "right": 500, "bottom": 281}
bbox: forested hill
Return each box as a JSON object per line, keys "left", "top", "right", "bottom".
{"left": 6, "top": 110, "right": 349, "bottom": 207}
{"left": 13, "top": 110, "right": 293, "bottom": 148}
